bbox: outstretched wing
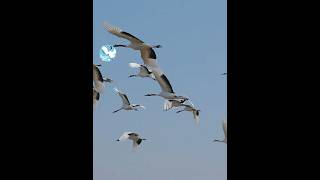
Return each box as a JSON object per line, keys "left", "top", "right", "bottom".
{"left": 114, "top": 88, "right": 130, "bottom": 105}
{"left": 103, "top": 21, "right": 144, "bottom": 45}
{"left": 118, "top": 132, "right": 133, "bottom": 141}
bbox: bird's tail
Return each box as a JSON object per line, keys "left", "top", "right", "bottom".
{"left": 129, "top": 62, "right": 141, "bottom": 68}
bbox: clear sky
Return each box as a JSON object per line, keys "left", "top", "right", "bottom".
{"left": 93, "top": 0, "right": 227, "bottom": 180}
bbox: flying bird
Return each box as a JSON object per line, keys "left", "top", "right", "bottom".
{"left": 93, "top": 88, "right": 100, "bottom": 110}
{"left": 163, "top": 99, "right": 188, "bottom": 111}
{"left": 116, "top": 132, "right": 146, "bottom": 150}
{"left": 113, "top": 88, "right": 145, "bottom": 113}
{"left": 214, "top": 121, "right": 227, "bottom": 144}
{"left": 145, "top": 70, "right": 188, "bottom": 101}
{"left": 128, "top": 62, "right": 156, "bottom": 80}
{"left": 176, "top": 101, "right": 201, "bottom": 125}
{"left": 221, "top": 72, "right": 227, "bottom": 75}
{"left": 93, "top": 64, "right": 112, "bottom": 93}
{"left": 103, "top": 21, "right": 161, "bottom": 69}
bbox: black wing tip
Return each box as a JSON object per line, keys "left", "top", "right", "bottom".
{"left": 160, "top": 74, "right": 174, "bottom": 93}
{"left": 136, "top": 139, "right": 142, "bottom": 145}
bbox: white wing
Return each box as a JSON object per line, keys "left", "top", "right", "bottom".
{"left": 103, "top": 21, "right": 144, "bottom": 45}
{"left": 129, "top": 62, "right": 141, "bottom": 68}
{"left": 118, "top": 132, "right": 133, "bottom": 141}
{"left": 163, "top": 100, "right": 173, "bottom": 111}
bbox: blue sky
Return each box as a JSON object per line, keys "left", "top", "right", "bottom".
{"left": 93, "top": 0, "right": 227, "bottom": 180}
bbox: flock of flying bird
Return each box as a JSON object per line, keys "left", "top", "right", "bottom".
{"left": 93, "top": 21, "right": 227, "bottom": 150}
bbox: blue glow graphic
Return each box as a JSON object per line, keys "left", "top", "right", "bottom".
{"left": 99, "top": 45, "right": 116, "bottom": 62}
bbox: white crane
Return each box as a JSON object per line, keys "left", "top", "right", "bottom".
{"left": 116, "top": 132, "right": 146, "bottom": 150}
{"left": 214, "top": 121, "right": 227, "bottom": 144}
{"left": 113, "top": 88, "right": 145, "bottom": 113}
{"left": 93, "top": 64, "right": 112, "bottom": 93}
{"left": 93, "top": 88, "right": 100, "bottom": 110}
{"left": 176, "top": 100, "right": 201, "bottom": 125}
{"left": 144, "top": 70, "right": 188, "bottom": 101}
{"left": 128, "top": 62, "right": 156, "bottom": 80}
{"left": 177, "top": 102, "right": 201, "bottom": 124}
{"left": 103, "top": 21, "right": 161, "bottom": 69}
{"left": 163, "top": 99, "right": 188, "bottom": 111}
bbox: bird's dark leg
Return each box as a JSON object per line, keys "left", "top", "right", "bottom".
{"left": 145, "top": 94, "right": 157, "bottom": 96}
{"left": 112, "top": 108, "right": 122, "bottom": 113}
{"left": 113, "top": 44, "right": 127, "bottom": 47}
